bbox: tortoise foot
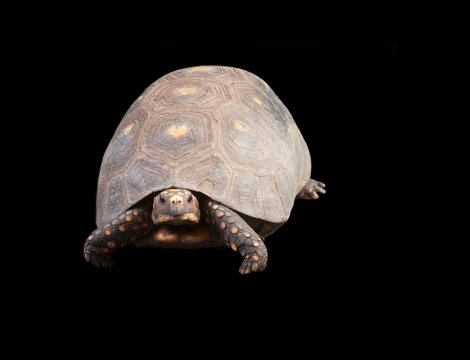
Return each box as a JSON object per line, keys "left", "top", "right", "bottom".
{"left": 239, "top": 254, "right": 267, "bottom": 274}
{"left": 297, "top": 178, "right": 326, "bottom": 200}
{"left": 204, "top": 199, "right": 268, "bottom": 274}
{"left": 84, "top": 250, "right": 115, "bottom": 268}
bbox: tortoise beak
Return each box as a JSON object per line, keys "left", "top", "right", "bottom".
{"left": 153, "top": 212, "right": 200, "bottom": 225}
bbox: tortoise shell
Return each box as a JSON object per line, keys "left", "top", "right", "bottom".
{"left": 96, "top": 66, "right": 311, "bottom": 228}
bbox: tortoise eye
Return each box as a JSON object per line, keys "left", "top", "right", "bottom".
{"left": 159, "top": 195, "right": 165, "bottom": 203}
{"left": 187, "top": 194, "right": 193, "bottom": 202}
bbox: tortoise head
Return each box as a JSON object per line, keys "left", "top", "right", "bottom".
{"left": 152, "top": 189, "right": 200, "bottom": 226}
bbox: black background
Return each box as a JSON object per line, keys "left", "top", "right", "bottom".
{"left": 27, "top": 42, "right": 407, "bottom": 330}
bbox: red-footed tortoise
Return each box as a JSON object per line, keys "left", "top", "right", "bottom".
{"left": 84, "top": 65, "right": 325, "bottom": 274}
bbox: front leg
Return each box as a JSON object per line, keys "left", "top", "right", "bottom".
{"left": 296, "top": 178, "right": 326, "bottom": 200}
{"left": 84, "top": 207, "right": 154, "bottom": 267}
{"left": 204, "top": 199, "right": 268, "bottom": 274}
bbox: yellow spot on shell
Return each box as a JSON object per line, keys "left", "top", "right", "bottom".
{"left": 123, "top": 123, "right": 134, "bottom": 134}
{"left": 177, "top": 87, "right": 198, "bottom": 95}
{"left": 154, "top": 228, "right": 178, "bottom": 242}
{"left": 261, "top": 80, "right": 269, "bottom": 88}
{"left": 253, "top": 97, "right": 262, "bottom": 105}
{"left": 183, "top": 224, "right": 211, "bottom": 243}
{"left": 169, "top": 124, "right": 188, "bottom": 138}
{"left": 188, "top": 66, "right": 208, "bottom": 72}
{"left": 235, "top": 122, "right": 246, "bottom": 132}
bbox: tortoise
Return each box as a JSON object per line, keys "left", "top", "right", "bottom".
{"left": 84, "top": 65, "right": 326, "bottom": 274}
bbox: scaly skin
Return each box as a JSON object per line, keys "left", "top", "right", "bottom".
{"left": 84, "top": 206, "right": 154, "bottom": 267}
{"left": 203, "top": 199, "right": 268, "bottom": 274}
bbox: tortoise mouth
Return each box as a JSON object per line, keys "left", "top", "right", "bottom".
{"left": 152, "top": 212, "right": 200, "bottom": 226}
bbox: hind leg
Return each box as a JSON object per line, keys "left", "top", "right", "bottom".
{"left": 296, "top": 178, "right": 326, "bottom": 200}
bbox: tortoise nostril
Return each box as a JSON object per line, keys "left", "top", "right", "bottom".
{"left": 170, "top": 195, "right": 184, "bottom": 204}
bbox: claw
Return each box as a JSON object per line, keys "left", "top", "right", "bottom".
{"left": 239, "top": 264, "right": 251, "bottom": 274}
{"left": 84, "top": 251, "right": 91, "bottom": 262}
{"left": 239, "top": 258, "right": 262, "bottom": 274}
